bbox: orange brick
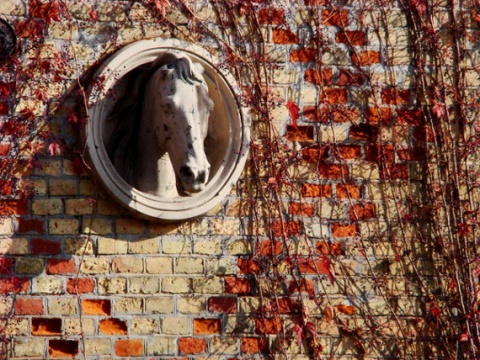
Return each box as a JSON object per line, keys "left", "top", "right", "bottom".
{"left": 115, "top": 339, "right": 144, "bottom": 356}
{"left": 349, "top": 203, "right": 376, "bottom": 220}
{"left": 15, "top": 297, "right": 44, "bottom": 315}
{"left": 336, "top": 30, "right": 366, "bottom": 45}
{"left": 336, "top": 184, "right": 361, "bottom": 199}
{"left": 178, "top": 337, "right": 206, "bottom": 354}
{"left": 381, "top": 88, "right": 411, "bottom": 104}
{"left": 48, "top": 340, "right": 78, "bottom": 358}
{"left": 66, "top": 278, "right": 94, "bottom": 294}
{"left": 255, "top": 317, "right": 282, "bottom": 334}
{"left": 331, "top": 223, "right": 359, "bottom": 237}
{"left": 322, "top": 9, "right": 349, "bottom": 26}
{"left": 318, "top": 164, "right": 348, "bottom": 179}
{"left": 46, "top": 259, "right": 76, "bottom": 274}
{"left": 288, "top": 202, "right": 315, "bottom": 217}
{"left": 316, "top": 241, "right": 344, "bottom": 256}
{"left": 301, "top": 184, "right": 332, "bottom": 198}
{"left": 258, "top": 8, "right": 285, "bottom": 24}
{"left": 272, "top": 28, "right": 298, "bottom": 44}
{"left": 321, "top": 88, "right": 348, "bottom": 104}
{"left": 353, "top": 50, "right": 381, "bottom": 66}
{"left": 82, "top": 299, "right": 111, "bottom": 315}
{"left": 304, "top": 68, "right": 333, "bottom": 85}
{"left": 99, "top": 318, "right": 128, "bottom": 335}
{"left": 224, "top": 276, "right": 251, "bottom": 295}
{"left": 290, "top": 48, "right": 316, "bottom": 62}
{"left": 32, "top": 318, "right": 62, "bottom": 335}
{"left": 194, "top": 318, "right": 221, "bottom": 334}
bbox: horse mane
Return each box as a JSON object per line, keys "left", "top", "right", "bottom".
{"left": 106, "top": 54, "right": 204, "bottom": 186}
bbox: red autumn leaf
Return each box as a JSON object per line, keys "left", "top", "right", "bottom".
{"left": 48, "top": 143, "right": 61, "bottom": 156}
{"left": 432, "top": 101, "right": 446, "bottom": 119}
{"left": 292, "top": 324, "right": 303, "bottom": 347}
{"left": 72, "top": 155, "right": 84, "bottom": 176}
{"left": 150, "top": 0, "right": 172, "bottom": 17}
{"left": 336, "top": 304, "right": 358, "bottom": 315}
{"left": 89, "top": 9, "right": 98, "bottom": 21}
{"left": 325, "top": 306, "right": 333, "bottom": 324}
{"left": 317, "top": 255, "right": 335, "bottom": 284}
{"left": 286, "top": 101, "right": 300, "bottom": 130}
{"left": 459, "top": 333, "right": 469, "bottom": 342}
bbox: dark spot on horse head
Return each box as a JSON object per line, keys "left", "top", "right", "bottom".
{"left": 164, "top": 125, "right": 169, "bottom": 131}
{"left": 187, "top": 143, "right": 193, "bottom": 149}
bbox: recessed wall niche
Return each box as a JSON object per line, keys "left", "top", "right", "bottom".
{"left": 85, "top": 39, "right": 250, "bottom": 221}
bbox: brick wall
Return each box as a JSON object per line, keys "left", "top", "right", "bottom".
{"left": 0, "top": 0, "right": 479, "bottom": 359}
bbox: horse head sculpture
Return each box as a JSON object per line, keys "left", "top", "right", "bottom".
{"left": 107, "top": 53, "right": 214, "bottom": 198}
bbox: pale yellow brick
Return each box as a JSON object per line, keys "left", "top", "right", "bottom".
{"left": 211, "top": 337, "right": 238, "bottom": 354}
{"left": 322, "top": 48, "right": 350, "bottom": 66}
{"left": 97, "top": 237, "right": 128, "bottom": 255}
{"left": 14, "top": 339, "right": 45, "bottom": 358}
{"left": 318, "top": 201, "right": 348, "bottom": 220}
{"left": 226, "top": 239, "right": 253, "bottom": 255}
{"left": 178, "top": 219, "right": 209, "bottom": 236}
{"left": 48, "top": 298, "right": 77, "bottom": 315}
{"left": 273, "top": 68, "right": 298, "bottom": 84}
{"left": 238, "top": 297, "right": 261, "bottom": 313}
{"left": 15, "top": 258, "right": 44, "bottom": 275}
{"left": 84, "top": 338, "right": 111, "bottom": 356}
{"left": 0, "top": 218, "right": 13, "bottom": 235}
{"left": 49, "top": 219, "right": 79, "bottom": 235}
{"left": 225, "top": 315, "right": 255, "bottom": 334}
{"left": 0, "top": 298, "right": 12, "bottom": 316}
{"left": 147, "top": 337, "right": 176, "bottom": 356}
{"left": 82, "top": 218, "right": 113, "bottom": 235}
{"left": 115, "top": 298, "right": 143, "bottom": 314}
{"left": 34, "top": 277, "right": 62, "bottom": 294}
{"left": 0, "top": 238, "right": 28, "bottom": 255}
{"left": 129, "top": 237, "right": 159, "bottom": 254}
{"left": 162, "top": 277, "right": 191, "bottom": 294}
{"left": 128, "top": 2, "right": 157, "bottom": 22}
{"left": 131, "top": 318, "right": 160, "bottom": 334}
{"left": 112, "top": 258, "right": 143, "bottom": 273}
{"left": 64, "top": 237, "right": 94, "bottom": 255}
{"left": 98, "top": 277, "right": 127, "bottom": 294}
{"left": 177, "top": 297, "right": 206, "bottom": 314}
{"left": 80, "top": 258, "right": 109, "bottom": 275}
{"left": 350, "top": 162, "right": 380, "bottom": 179}
{"left": 192, "top": 278, "right": 222, "bottom": 294}
{"left": 145, "top": 257, "right": 173, "bottom": 274}
{"left": 318, "top": 124, "right": 349, "bottom": 142}
{"left": 65, "top": 198, "right": 95, "bottom": 215}
{"left": 176, "top": 258, "right": 203, "bottom": 274}
{"left": 305, "top": 221, "right": 329, "bottom": 238}
{"left": 4, "top": 318, "right": 29, "bottom": 336}
{"left": 205, "top": 259, "right": 236, "bottom": 275}
{"left": 35, "top": 159, "right": 61, "bottom": 176}
{"left": 116, "top": 218, "right": 146, "bottom": 234}
{"left": 48, "top": 22, "right": 74, "bottom": 40}
{"left": 65, "top": 318, "right": 95, "bottom": 336}
{"left": 118, "top": 24, "right": 144, "bottom": 42}
{"left": 130, "top": 277, "right": 160, "bottom": 294}
{"left": 161, "top": 318, "right": 190, "bottom": 335}
{"left": 149, "top": 222, "right": 179, "bottom": 235}
{"left": 194, "top": 239, "right": 222, "bottom": 255}
{"left": 145, "top": 297, "right": 174, "bottom": 314}
{"left": 79, "top": 179, "right": 96, "bottom": 195}
{"left": 49, "top": 179, "right": 77, "bottom": 195}
{"left": 0, "top": 0, "right": 27, "bottom": 15}
{"left": 28, "top": 179, "right": 47, "bottom": 196}
{"left": 32, "top": 199, "right": 63, "bottom": 215}
{"left": 210, "top": 219, "right": 242, "bottom": 235}
{"left": 97, "top": 199, "right": 126, "bottom": 215}
{"left": 162, "top": 239, "right": 192, "bottom": 254}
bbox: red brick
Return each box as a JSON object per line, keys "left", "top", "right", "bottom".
{"left": 15, "top": 297, "right": 44, "bottom": 315}
{"left": 258, "top": 240, "right": 283, "bottom": 255}
{"left": 99, "top": 318, "right": 128, "bottom": 335}
{"left": 255, "top": 317, "right": 282, "bottom": 334}
{"left": 397, "top": 108, "right": 422, "bottom": 125}
{"left": 258, "top": 8, "right": 285, "bottom": 24}
{"left": 301, "top": 184, "right": 332, "bottom": 197}
{"left": 350, "top": 123, "right": 379, "bottom": 141}
{"left": 224, "top": 276, "right": 251, "bottom": 295}
{"left": 303, "top": 106, "right": 328, "bottom": 123}
{"left": 0, "top": 199, "right": 28, "bottom": 216}
{"left": 331, "top": 223, "right": 359, "bottom": 237}
{"left": 349, "top": 203, "right": 376, "bottom": 220}
{"left": 322, "top": 9, "right": 349, "bottom": 26}
{"left": 178, "top": 338, "right": 206, "bottom": 354}
{"left": 316, "top": 241, "right": 344, "bottom": 256}
{"left": 366, "top": 107, "right": 393, "bottom": 124}
{"left": 304, "top": 68, "right": 333, "bottom": 85}
{"left": 47, "top": 259, "right": 76, "bottom": 275}
{"left": 115, "top": 339, "right": 144, "bottom": 356}
{"left": 366, "top": 144, "right": 395, "bottom": 164}
{"left": 271, "top": 220, "right": 302, "bottom": 237}
{"left": 336, "top": 30, "right": 366, "bottom": 45}
{"left": 381, "top": 88, "right": 411, "bottom": 104}
{"left": 16, "top": 218, "right": 45, "bottom": 234}
{"left": 208, "top": 296, "right": 237, "bottom": 313}
{"left": 82, "top": 299, "right": 111, "bottom": 315}
{"left": 337, "top": 145, "right": 362, "bottom": 160}
{"left": 318, "top": 164, "right": 348, "bottom": 179}
{"left": 397, "top": 148, "right": 424, "bottom": 161}
{"left": 336, "top": 184, "right": 361, "bottom": 199}
{"left": 304, "top": 106, "right": 360, "bottom": 123}
{"left": 290, "top": 48, "right": 316, "bottom": 62}
{"left": 32, "top": 318, "right": 62, "bottom": 335}
{"left": 352, "top": 50, "right": 381, "bottom": 66}
{"left": 285, "top": 125, "right": 314, "bottom": 142}
{"left": 337, "top": 69, "right": 366, "bottom": 86}
{"left": 237, "top": 259, "right": 261, "bottom": 274}
{"left": 67, "top": 278, "right": 94, "bottom": 294}
{"left": 0, "top": 277, "right": 29, "bottom": 294}
{"left": 321, "top": 88, "right": 348, "bottom": 104}
{"left": 32, "top": 238, "right": 61, "bottom": 255}
{"left": 49, "top": 340, "right": 78, "bottom": 358}
{"left": 272, "top": 28, "right": 298, "bottom": 44}
{"left": 288, "top": 202, "right": 315, "bottom": 217}
{"left": 194, "top": 318, "right": 221, "bottom": 334}
{"left": 380, "top": 164, "right": 409, "bottom": 179}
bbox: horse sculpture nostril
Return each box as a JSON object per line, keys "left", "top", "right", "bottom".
{"left": 196, "top": 171, "right": 206, "bottom": 184}
{"left": 180, "top": 166, "right": 194, "bottom": 180}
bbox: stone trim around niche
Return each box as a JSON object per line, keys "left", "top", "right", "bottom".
{"left": 85, "top": 38, "right": 250, "bottom": 221}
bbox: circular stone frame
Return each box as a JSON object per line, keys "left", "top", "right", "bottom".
{"left": 85, "top": 39, "right": 250, "bottom": 221}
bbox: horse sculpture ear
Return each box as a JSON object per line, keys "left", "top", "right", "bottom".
{"left": 159, "top": 64, "right": 175, "bottom": 81}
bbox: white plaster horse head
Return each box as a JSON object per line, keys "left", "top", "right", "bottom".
{"left": 106, "top": 53, "right": 214, "bottom": 198}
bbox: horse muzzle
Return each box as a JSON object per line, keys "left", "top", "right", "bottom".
{"left": 179, "top": 165, "right": 209, "bottom": 194}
